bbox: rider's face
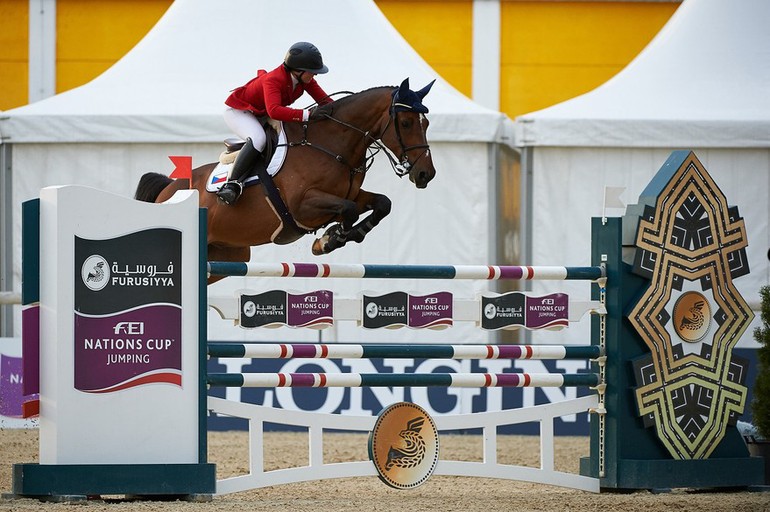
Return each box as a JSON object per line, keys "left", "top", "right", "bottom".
{"left": 297, "top": 71, "right": 316, "bottom": 84}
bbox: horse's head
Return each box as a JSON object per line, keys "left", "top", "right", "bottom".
{"left": 383, "top": 78, "right": 437, "bottom": 189}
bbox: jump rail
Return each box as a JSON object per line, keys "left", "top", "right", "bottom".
{"left": 207, "top": 262, "right": 605, "bottom": 281}
{"left": 207, "top": 372, "right": 602, "bottom": 388}
{"left": 207, "top": 342, "right": 604, "bottom": 360}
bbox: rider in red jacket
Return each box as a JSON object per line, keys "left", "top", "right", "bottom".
{"left": 218, "top": 42, "right": 333, "bottom": 205}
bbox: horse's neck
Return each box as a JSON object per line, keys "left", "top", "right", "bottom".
{"left": 284, "top": 88, "right": 393, "bottom": 164}
{"left": 337, "top": 88, "right": 393, "bottom": 139}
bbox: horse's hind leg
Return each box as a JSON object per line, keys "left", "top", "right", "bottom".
{"left": 311, "top": 190, "right": 391, "bottom": 255}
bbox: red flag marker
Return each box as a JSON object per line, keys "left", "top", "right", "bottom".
{"left": 169, "top": 155, "right": 192, "bottom": 180}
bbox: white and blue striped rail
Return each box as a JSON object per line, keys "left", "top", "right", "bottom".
{"left": 207, "top": 342, "right": 603, "bottom": 360}
{"left": 207, "top": 262, "right": 604, "bottom": 281}
{"left": 207, "top": 372, "right": 601, "bottom": 389}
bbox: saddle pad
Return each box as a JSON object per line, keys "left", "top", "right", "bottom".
{"left": 205, "top": 128, "right": 288, "bottom": 192}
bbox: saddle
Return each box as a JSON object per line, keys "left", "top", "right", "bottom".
{"left": 216, "top": 119, "right": 310, "bottom": 245}
{"left": 220, "top": 117, "right": 281, "bottom": 173}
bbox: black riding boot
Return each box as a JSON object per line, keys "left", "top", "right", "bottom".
{"left": 217, "top": 139, "right": 264, "bottom": 205}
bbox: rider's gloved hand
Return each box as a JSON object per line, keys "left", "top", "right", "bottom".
{"left": 308, "top": 106, "right": 326, "bottom": 121}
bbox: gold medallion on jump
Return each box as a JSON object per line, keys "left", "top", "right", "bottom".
{"left": 368, "top": 402, "right": 440, "bottom": 489}
{"left": 672, "top": 291, "right": 711, "bottom": 343}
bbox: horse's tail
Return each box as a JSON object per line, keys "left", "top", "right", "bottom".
{"left": 134, "top": 172, "right": 173, "bottom": 202}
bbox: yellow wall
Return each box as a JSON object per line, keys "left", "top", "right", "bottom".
{"left": 381, "top": 0, "right": 678, "bottom": 118}
{"left": 0, "top": 0, "right": 678, "bottom": 121}
{"left": 376, "top": 0, "right": 474, "bottom": 96}
{"left": 56, "top": 0, "right": 173, "bottom": 93}
{"left": 0, "top": 1, "right": 29, "bottom": 110}
{"left": 0, "top": 0, "right": 172, "bottom": 111}
{"left": 501, "top": 1, "right": 678, "bottom": 116}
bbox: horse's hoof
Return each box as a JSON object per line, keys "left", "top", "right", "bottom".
{"left": 311, "top": 239, "right": 326, "bottom": 255}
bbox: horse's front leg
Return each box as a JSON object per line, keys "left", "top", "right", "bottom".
{"left": 309, "top": 190, "right": 391, "bottom": 255}
{"left": 342, "top": 190, "right": 391, "bottom": 245}
{"left": 295, "top": 190, "right": 360, "bottom": 255}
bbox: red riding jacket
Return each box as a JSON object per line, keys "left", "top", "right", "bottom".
{"left": 225, "top": 64, "right": 332, "bottom": 122}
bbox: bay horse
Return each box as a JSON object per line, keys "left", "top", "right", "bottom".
{"left": 134, "top": 78, "right": 437, "bottom": 273}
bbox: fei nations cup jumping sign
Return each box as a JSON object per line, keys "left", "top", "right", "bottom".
{"left": 29, "top": 186, "right": 203, "bottom": 467}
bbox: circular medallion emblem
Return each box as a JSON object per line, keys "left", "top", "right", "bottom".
{"left": 368, "top": 402, "right": 439, "bottom": 490}
{"left": 365, "top": 302, "right": 379, "bottom": 319}
{"left": 673, "top": 291, "right": 711, "bottom": 343}
{"left": 242, "top": 300, "right": 256, "bottom": 318}
{"left": 81, "top": 255, "right": 110, "bottom": 291}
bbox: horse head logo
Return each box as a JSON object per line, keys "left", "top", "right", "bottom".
{"left": 385, "top": 416, "right": 427, "bottom": 470}
{"left": 392, "top": 78, "right": 436, "bottom": 114}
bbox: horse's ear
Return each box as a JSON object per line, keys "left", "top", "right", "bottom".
{"left": 398, "top": 78, "right": 411, "bottom": 97}
{"left": 416, "top": 79, "right": 436, "bottom": 100}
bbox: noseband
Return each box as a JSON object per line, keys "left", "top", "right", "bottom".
{"left": 386, "top": 99, "right": 431, "bottom": 177}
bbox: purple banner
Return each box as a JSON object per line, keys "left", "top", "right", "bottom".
{"left": 525, "top": 293, "right": 569, "bottom": 329}
{"left": 74, "top": 230, "right": 183, "bottom": 393}
{"left": 0, "top": 354, "right": 24, "bottom": 417}
{"left": 481, "top": 292, "right": 569, "bottom": 330}
{"left": 408, "top": 292, "right": 453, "bottom": 329}
{"left": 22, "top": 306, "right": 39, "bottom": 396}
{"left": 287, "top": 291, "right": 333, "bottom": 328}
{"left": 74, "top": 305, "right": 182, "bottom": 393}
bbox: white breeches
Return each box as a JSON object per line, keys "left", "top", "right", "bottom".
{"left": 223, "top": 108, "right": 266, "bottom": 151}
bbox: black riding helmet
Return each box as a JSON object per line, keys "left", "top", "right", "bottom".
{"left": 283, "top": 42, "right": 329, "bottom": 74}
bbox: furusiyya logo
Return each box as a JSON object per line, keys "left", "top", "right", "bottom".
{"left": 81, "top": 255, "right": 110, "bottom": 291}
{"left": 241, "top": 301, "right": 284, "bottom": 317}
{"left": 366, "top": 302, "right": 379, "bottom": 318}
{"left": 82, "top": 258, "right": 177, "bottom": 291}
{"left": 109, "top": 261, "right": 176, "bottom": 287}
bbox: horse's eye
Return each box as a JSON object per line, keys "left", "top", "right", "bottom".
{"left": 400, "top": 118, "right": 412, "bottom": 129}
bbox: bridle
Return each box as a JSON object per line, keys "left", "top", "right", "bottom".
{"left": 287, "top": 88, "right": 432, "bottom": 178}
{"left": 384, "top": 98, "right": 432, "bottom": 177}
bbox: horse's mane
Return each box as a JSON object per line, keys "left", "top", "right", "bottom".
{"left": 314, "top": 86, "right": 396, "bottom": 117}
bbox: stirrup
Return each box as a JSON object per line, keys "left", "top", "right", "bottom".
{"left": 216, "top": 181, "right": 243, "bottom": 205}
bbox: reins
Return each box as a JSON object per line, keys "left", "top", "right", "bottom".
{"left": 279, "top": 88, "right": 431, "bottom": 180}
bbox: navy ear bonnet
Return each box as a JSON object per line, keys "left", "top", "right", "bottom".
{"left": 391, "top": 78, "right": 436, "bottom": 114}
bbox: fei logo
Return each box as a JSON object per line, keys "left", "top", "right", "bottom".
{"left": 81, "top": 255, "right": 110, "bottom": 291}
{"left": 113, "top": 322, "right": 144, "bottom": 335}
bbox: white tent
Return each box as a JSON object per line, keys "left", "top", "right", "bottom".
{"left": 0, "top": 0, "right": 517, "bottom": 343}
{"left": 514, "top": 0, "right": 769, "bottom": 347}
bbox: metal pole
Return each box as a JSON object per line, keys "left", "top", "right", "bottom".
{"left": 0, "top": 143, "right": 13, "bottom": 336}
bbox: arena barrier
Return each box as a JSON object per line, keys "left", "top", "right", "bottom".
{"left": 202, "top": 263, "right": 608, "bottom": 493}
{"left": 205, "top": 339, "right": 605, "bottom": 494}
{"left": 11, "top": 150, "right": 764, "bottom": 500}
{"left": 201, "top": 263, "right": 607, "bottom": 494}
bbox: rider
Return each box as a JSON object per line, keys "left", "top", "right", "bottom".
{"left": 217, "top": 41, "right": 333, "bottom": 205}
